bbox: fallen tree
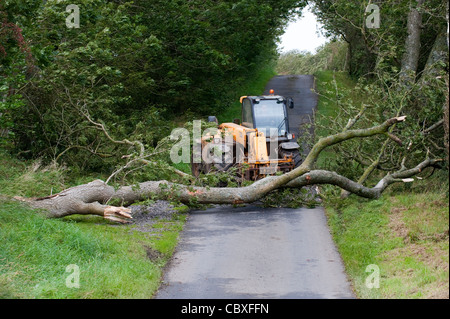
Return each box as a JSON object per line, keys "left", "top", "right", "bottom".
{"left": 15, "top": 116, "right": 442, "bottom": 223}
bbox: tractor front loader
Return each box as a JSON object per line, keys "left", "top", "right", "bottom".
{"left": 191, "top": 90, "right": 302, "bottom": 180}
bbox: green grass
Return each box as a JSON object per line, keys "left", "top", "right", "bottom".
{"left": 0, "top": 200, "right": 188, "bottom": 298}
{"left": 325, "top": 197, "right": 399, "bottom": 298}
{"left": 325, "top": 191, "right": 449, "bottom": 299}
{"left": 0, "top": 198, "right": 187, "bottom": 299}
{"left": 313, "top": 71, "right": 360, "bottom": 171}
{"left": 314, "top": 70, "right": 449, "bottom": 299}
{"left": 0, "top": 150, "right": 187, "bottom": 299}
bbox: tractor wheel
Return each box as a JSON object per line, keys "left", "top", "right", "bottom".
{"left": 212, "top": 142, "right": 235, "bottom": 173}
{"left": 191, "top": 142, "right": 236, "bottom": 179}
{"left": 280, "top": 148, "right": 302, "bottom": 168}
{"left": 213, "top": 155, "right": 235, "bottom": 172}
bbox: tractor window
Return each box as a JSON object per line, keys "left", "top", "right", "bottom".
{"left": 242, "top": 99, "right": 253, "bottom": 128}
{"left": 253, "top": 100, "right": 286, "bottom": 136}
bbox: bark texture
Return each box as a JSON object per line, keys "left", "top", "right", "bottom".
{"left": 15, "top": 116, "right": 441, "bottom": 223}
{"left": 400, "top": 0, "right": 425, "bottom": 85}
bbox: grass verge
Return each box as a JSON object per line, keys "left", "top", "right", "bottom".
{"left": 314, "top": 70, "right": 449, "bottom": 299}
{"left": 0, "top": 150, "right": 186, "bottom": 299}
{"left": 325, "top": 190, "right": 448, "bottom": 299}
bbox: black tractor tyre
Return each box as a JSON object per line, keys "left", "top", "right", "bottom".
{"left": 280, "top": 148, "right": 302, "bottom": 168}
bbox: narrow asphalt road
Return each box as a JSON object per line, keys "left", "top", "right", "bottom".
{"left": 264, "top": 75, "right": 318, "bottom": 153}
{"left": 155, "top": 75, "right": 354, "bottom": 299}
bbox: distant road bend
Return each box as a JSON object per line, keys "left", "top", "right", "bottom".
{"left": 155, "top": 75, "right": 355, "bottom": 299}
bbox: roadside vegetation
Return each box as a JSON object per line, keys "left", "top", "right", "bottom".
{"left": 0, "top": 0, "right": 298, "bottom": 298}
{"left": 0, "top": 150, "right": 188, "bottom": 298}
{"left": 313, "top": 70, "right": 449, "bottom": 299}
{"left": 1, "top": 0, "right": 448, "bottom": 300}
{"left": 281, "top": 0, "right": 449, "bottom": 298}
{"left": 276, "top": 40, "right": 348, "bottom": 75}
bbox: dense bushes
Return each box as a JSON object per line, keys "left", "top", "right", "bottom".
{"left": 302, "top": 0, "right": 449, "bottom": 179}
{"left": 1, "top": 0, "right": 447, "bottom": 180}
{"left": 1, "top": 0, "right": 305, "bottom": 171}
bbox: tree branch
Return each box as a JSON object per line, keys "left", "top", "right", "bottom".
{"left": 423, "top": 119, "right": 444, "bottom": 134}
{"left": 286, "top": 158, "right": 442, "bottom": 199}
{"left": 22, "top": 157, "right": 441, "bottom": 223}
{"left": 16, "top": 115, "right": 436, "bottom": 223}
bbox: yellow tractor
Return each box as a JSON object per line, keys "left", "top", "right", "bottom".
{"left": 191, "top": 90, "right": 302, "bottom": 180}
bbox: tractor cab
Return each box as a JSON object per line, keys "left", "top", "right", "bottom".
{"left": 239, "top": 92, "right": 295, "bottom": 142}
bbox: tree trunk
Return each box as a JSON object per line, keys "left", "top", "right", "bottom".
{"left": 400, "top": 0, "right": 425, "bottom": 85}
{"left": 419, "top": 30, "right": 448, "bottom": 81}
{"left": 15, "top": 116, "right": 442, "bottom": 223}
{"left": 444, "top": 78, "right": 449, "bottom": 168}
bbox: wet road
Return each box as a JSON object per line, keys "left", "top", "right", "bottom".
{"left": 155, "top": 75, "right": 354, "bottom": 299}
{"left": 155, "top": 205, "right": 354, "bottom": 299}
{"left": 264, "top": 75, "right": 318, "bottom": 153}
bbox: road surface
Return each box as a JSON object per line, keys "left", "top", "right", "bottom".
{"left": 264, "top": 75, "right": 318, "bottom": 154}
{"left": 155, "top": 75, "right": 354, "bottom": 299}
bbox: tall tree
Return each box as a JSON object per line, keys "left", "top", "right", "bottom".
{"left": 399, "top": 0, "right": 425, "bottom": 85}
